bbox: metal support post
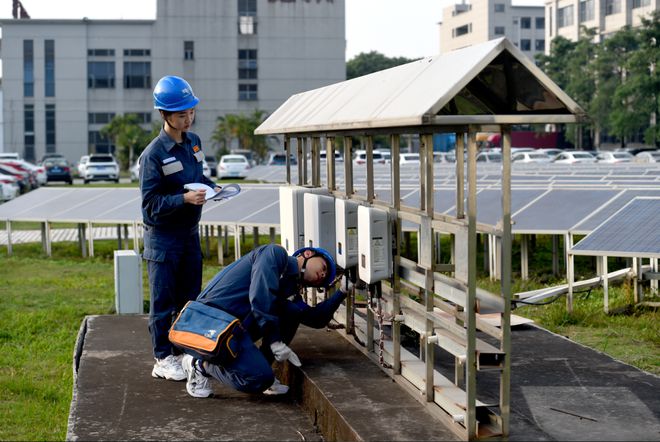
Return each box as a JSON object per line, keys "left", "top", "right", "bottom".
{"left": 5, "top": 220, "right": 12, "bottom": 256}
{"left": 466, "top": 129, "right": 478, "bottom": 439}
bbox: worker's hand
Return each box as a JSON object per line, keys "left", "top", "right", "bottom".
{"left": 184, "top": 189, "right": 206, "bottom": 205}
{"left": 340, "top": 275, "right": 355, "bottom": 294}
{"left": 270, "top": 341, "right": 302, "bottom": 367}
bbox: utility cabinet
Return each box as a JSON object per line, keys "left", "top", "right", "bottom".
{"left": 304, "top": 193, "right": 336, "bottom": 260}
{"left": 335, "top": 198, "right": 359, "bottom": 268}
{"left": 357, "top": 205, "right": 392, "bottom": 284}
{"left": 279, "top": 186, "right": 329, "bottom": 255}
{"left": 114, "top": 250, "right": 143, "bottom": 314}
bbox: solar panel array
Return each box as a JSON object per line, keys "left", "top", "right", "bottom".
{"left": 0, "top": 163, "right": 658, "bottom": 243}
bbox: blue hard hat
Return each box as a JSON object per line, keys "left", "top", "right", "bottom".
{"left": 153, "top": 75, "right": 200, "bottom": 111}
{"left": 293, "top": 247, "right": 337, "bottom": 288}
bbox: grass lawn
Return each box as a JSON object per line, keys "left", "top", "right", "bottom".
{"left": 0, "top": 237, "right": 657, "bottom": 440}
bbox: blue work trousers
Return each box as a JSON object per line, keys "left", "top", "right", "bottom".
{"left": 145, "top": 226, "right": 203, "bottom": 359}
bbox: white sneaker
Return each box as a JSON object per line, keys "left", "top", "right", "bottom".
{"left": 152, "top": 354, "right": 186, "bottom": 381}
{"left": 182, "top": 354, "right": 213, "bottom": 398}
{"left": 263, "top": 378, "right": 290, "bottom": 396}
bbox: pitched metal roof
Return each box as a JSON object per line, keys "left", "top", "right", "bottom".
{"left": 255, "top": 38, "right": 587, "bottom": 135}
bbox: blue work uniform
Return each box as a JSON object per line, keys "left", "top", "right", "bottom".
{"left": 140, "top": 128, "right": 217, "bottom": 360}
{"left": 197, "top": 244, "right": 346, "bottom": 393}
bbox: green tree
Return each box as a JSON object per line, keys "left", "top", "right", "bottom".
{"left": 346, "top": 51, "right": 417, "bottom": 79}
{"left": 100, "top": 114, "right": 155, "bottom": 170}
{"left": 210, "top": 110, "right": 269, "bottom": 163}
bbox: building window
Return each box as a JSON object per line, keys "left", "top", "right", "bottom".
{"left": 127, "top": 112, "right": 152, "bottom": 124}
{"left": 520, "top": 17, "right": 531, "bottom": 29}
{"left": 535, "top": 39, "right": 545, "bottom": 51}
{"left": 536, "top": 17, "right": 545, "bottom": 29}
{"left": 23, "top": 40, "right": 34, "bottom": 97}
{"left": 558, "top": 5, "right": 574, "bottom": 28}
{"left": 45, "top": 104, "right": 56, "bottom": 153}
{"left": 238, "top": 49, "right": 258, "bottom": 79}
{"left": 494, "top": 26, "right": 505, "bottom": 35}
{"left": 605, "top": 0, "right": 621, "bottom": 15}
{"left": 453, "top": 24, "right": 472, "bottom": 37}
{"left": 520, "top": 39, "right": 531, "bottom": 51}
{"left": 45, "top": 40, "right": 55, "bottom": 97}
{"left": 579, "top": 0, "right": 595, "bottom": 21}
{"left": 123, "top": 49, "right": 151, "bottom": 56}
{"left": 124, "top": 62, "right": 151, "bottom": 89}
{"left": 88, "top": 131, "right": 115, "bottom": 154}
{"left": 632, "top": 0, "right": 651, "bottom": 7}
{"left": 88, "top": 49, "right": 115, "bottom": 56}
{"left": 184, "top": 41, "right": 194, "bottom": 60}
{"left": 24, "top": 104, "right": 35, "bottom": 161}
{"left": 238, "top": 84, "right": 258, "bottom": 101}
{"left": 88, "top": 113, "right": 116, "bottom": 124}
{"left": 238, "top": 0, "right": 257, "bottom": 34}
{"left": 88, "top": 62, "right": 115, "bottom": 88}
{"left": 494, "top": 3, "right": 505, "bottom": 12}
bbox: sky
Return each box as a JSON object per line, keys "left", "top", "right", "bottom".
{"left": 0, "top": 0, "right": 449, "bottom": 60}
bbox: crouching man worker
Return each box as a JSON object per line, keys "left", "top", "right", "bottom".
{"left": 180, "top": 244, "right": 349, "bottom": 398}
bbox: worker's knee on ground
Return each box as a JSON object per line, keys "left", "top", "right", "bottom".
{"left": 239, "top": 370, "right": 275, "bottom": 394}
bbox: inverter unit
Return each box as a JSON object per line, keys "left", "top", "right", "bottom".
{"left": 357, "top": 205, "right": 392, "bottom": 283}
{"left": 304, "top": 193, "right": 336, "bottom": 260}
{"left": 114, "top": 250, "right": 143, "bottom": 314}
{"left": 335, "top": 198, "right": 359, "bottom": 268}
{"left": 279, "top": 185, "right": 330, "bottom": 255}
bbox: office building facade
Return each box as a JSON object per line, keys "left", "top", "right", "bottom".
{"left": 0, "top": 0, "right": 345, "bottom": 163}
{"left": 439, "top": 0, "right": 546, "bottom": 59}
{"left": 545, "top": 0, "right": 659, "bottom": 46}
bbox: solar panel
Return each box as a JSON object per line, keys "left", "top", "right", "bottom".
{"left": 571, "top": 197, "right": 660, "bottom": 257}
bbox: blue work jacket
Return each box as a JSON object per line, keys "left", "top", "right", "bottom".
{"left": 198, "top": 244, "right": 299, "bottom": 344}
{"left": 140, "top": 128, "right": 216, "bottom": 230}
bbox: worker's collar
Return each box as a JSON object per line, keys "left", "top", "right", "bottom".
{"left": 158, "top": 127, "right": 190, "bottom": 152}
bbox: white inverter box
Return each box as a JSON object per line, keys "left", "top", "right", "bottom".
{"left": 114, "top": 250, "right": 143, "bottom": 314}
{"left": 303, "top": 193, "right": 336, "bottom": 260}
{"left": 279, "top": 186, "right": 329, "bottom": 255}
{"left": 335, "top": 198, "right": 359, "bottom": 268}
{"left": 357, "top": 205, "right": 392, "bottom": 283}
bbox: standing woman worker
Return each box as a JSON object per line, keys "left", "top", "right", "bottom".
{"left": 140, "top": 75, "right": 220, "bottom": 380}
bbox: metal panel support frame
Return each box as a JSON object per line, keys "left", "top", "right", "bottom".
{"left": 290, "top": 125, "right": 512, "bottom": 441}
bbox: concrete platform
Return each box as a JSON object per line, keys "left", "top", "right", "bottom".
{"left": 67, "top": 315, "right": 660, "bottom": 441}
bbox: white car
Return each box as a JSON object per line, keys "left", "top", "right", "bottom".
{"left": 81, "top": 154, "right": 120, "bottom": 183}
{"left": 319, "top": 150, "right": 343, "bottom": 162}
{"left": 202, "top": 159, "right": 211, "bottom": 178}
{"left": 217, "top": 154, "right": 250, "bottom": 179}
{"left": 378, "top": 149, "right": 392, "bottom": 164}
{"left": 634, "top": 150, "right": 660, "bottom": 163}
{"left": 433, "top": 152, "right": 454, "bottom": 163}
{"left": 399, "top": 153, "right": 420, "bottom": 165}
{"left": 3, "top": 159, "right": 47, "bottom": 185}
{"left": 537, "top": 148, "right": 564, "bottom": 159}
{"left": 130, "top": 161, "right": 140, "bottom": 182}
{"left": 552, "top": 151, "right": 596, "bottom": 164}
{"left": 77, "top": 155, "right": 90, "bottom": 177}
{"left": 353, "top": 149, "right": 385, "bottom": 166}
{"left": 0, "top": 173, "right": 20, "bottom": 201}
{"left": 476, "top": 151, "right": 502, "bottom": 163}
{"left": 595, "top": 151, "right": 634, "bottom": 163}
{"left": 512, "top": 151, "right": 553, "bottom": 163}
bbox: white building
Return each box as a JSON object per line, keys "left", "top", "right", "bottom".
{"left": 545, "top": 0, "right": 659, "bottom": 46}
{"left": 439, "top": 0, "right": 546, "bottom": 59}
{"left": 0, "top": 0, "right": 345, "bottom": 163}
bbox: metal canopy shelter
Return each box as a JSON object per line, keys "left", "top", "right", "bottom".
{"left": 255, "top": 37, "right": 586, "bottom": 440}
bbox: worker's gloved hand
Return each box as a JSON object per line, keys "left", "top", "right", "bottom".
{"left": 270, "top": 341, "right": 302, "bottom": 367}
{"left": 340, "top": 275, "right": 355, "bottom": 293}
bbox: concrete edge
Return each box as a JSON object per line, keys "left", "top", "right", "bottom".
{"left": 277, "top": 362, "right": 363, "bottom": 442}
{"left": 65, "top": 315, "right": 94, "bottom": 442}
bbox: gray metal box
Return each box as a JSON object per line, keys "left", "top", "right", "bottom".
{"left": 114, "top": 250, "right": 143, "bottom": 314}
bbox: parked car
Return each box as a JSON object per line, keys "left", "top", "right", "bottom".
{"left": 217, "top": 154, "right": 250, "bottom": 179}
{"left": 537, "top": 148, "right": 564, "bottom": 159}
{"left": 378, "top": 150, "right": 392, "bottom": 164}
{"left": 202, "top": 159, "right": 211, "bottom": 179}
{"left": 130, "top": 161, "right": 140, "bottom": 182}
{"left": 595, "top": 151, "right": 634, "bottom": 163}
{"left": 634, "top": 150, "right": 660, "bottom": 163}
{"left": 353, "top": 149, "right": 385, "bottom": 166}
{"left": 0, "top": 173, "right": 20, "bottom": 201}
{"left": 267, "top": 152, "right": 297, "bottom": 166}
{"left": 399, "top": 153, "right": 420, "bottom": 165}
{"left": 205, "top": 155, "right": 218, "bottom": 177}
{"left": 0, "top": 152, "right": 21, "bottom": 161}
{"left": 77, "top": 155, "right": 90, "bottom": 177}
{"left": 0, "top": 163, "right": 30, "bottom": 193}
{"left": 40, "top": 153, "right": 66, "bottom": 164}
{"left": 476, "top": 151, "right": 502, "bottom": 163}
{"left": 552, "top": 151, "right": 596, "bottom": 164}
{"left": 43, "top": 158, "right": 73, "bottom": 184}
{"left": 0, "top": 160, "right": 40, "bottom": 189}
{"left": 511, "top": 151, "right": 553, "bottom": 163}
{"left": 80, "top": 154, "right": 120, "bottom": 183}
{"left": 319, "top": 150, "right": 343, "bottom": 162}
{"left": 433, "top": 151, "right": 454, "bottom": 163}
